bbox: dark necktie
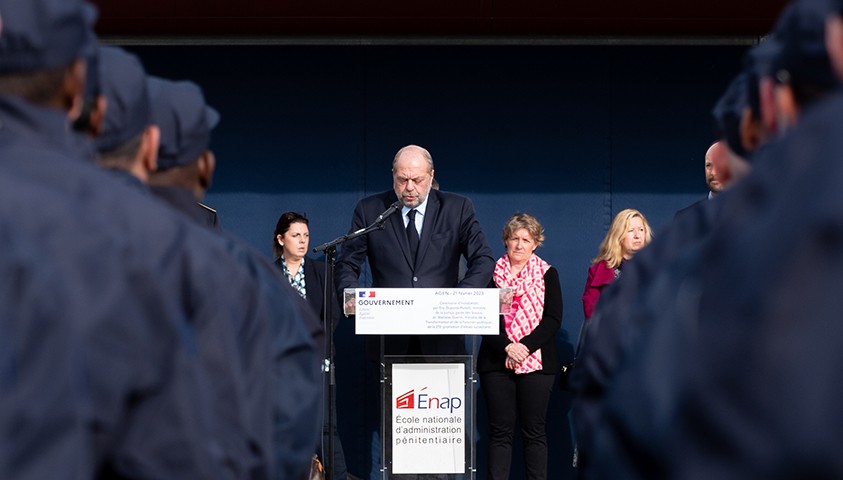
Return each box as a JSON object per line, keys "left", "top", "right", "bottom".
{"left": 406, "top": 209, "right": 419, "bottom": 261}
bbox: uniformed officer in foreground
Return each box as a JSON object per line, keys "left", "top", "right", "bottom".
{"left": 0, "top": 1, "right": 321, "bottom": 478}
{"left": 94, "top": 45, "right": 326, "bottom": 478}
{"left": 569, "top": 0, "right": 843, "bottom": 469}
{"left": 145, "top": 76, "right": 222, "bottom": 229}
{"left": 569, "top": 71, "right": 752, "bottom": 476}
{"left": 94, "top": 46, "right": 159, "bottom": 189}
{"left": 578, "top": 0, "right": 843, "bottom": 476}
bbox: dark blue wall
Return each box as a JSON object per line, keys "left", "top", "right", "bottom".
{"left": 128, "top": 44, "right": 745, "bottom": 479}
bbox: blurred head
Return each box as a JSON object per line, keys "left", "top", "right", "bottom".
{"left": 0, "top": 0, "right": 98, "bottom": 120}
{"left": 501, "top": 213, "right": 545, "bottom": 265}
{"left": 705, "top": 141, "right": 728, "bottom": 194}
{"left": 712, "top": 73, "right": 751, "bottom": 159}
{"left": 147, "top": 77, "right": 219, "bottom": 199}
{"left": 94, "top": 46, "right": 159, "bottom": 182}
{"left": 273, "top": 212, "right": 310, "bottom": 261}
{"left": 827, "top": 5, "right": 843, "bottom": 81}
{"left": 72, "top": 46, "right": 104, "bottom": 135}
{"left": 392, "top": 145, "right": 435, "bottom": 208}
{"left": 747, "top": 36, "right": 785, "bottom": 139}
{"left": 595, "top": 209, "right": 653, "bottom": 268}
{"left": 711, "top": 72, "right": 757, "bottom": 186}
{"left": 769, "top": 0, "right": 842, "bottom": 132}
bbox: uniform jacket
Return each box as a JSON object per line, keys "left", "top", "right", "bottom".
{"left": 571, "top": 197, "right": 720, "bottom": 474}
{"left": 0, "top": 97, "right": 321, "bottom": 479}
{"left": 276, "top": 255, "right": 327, "bottom": 322}
{"left": 149, "top": 184, "right": 221, "bottom": 231}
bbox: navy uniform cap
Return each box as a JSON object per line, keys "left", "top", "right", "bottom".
{"left": 95, "top": 47, "right": 150, "bottom": 153}
{"left": 742, "top": 37, "right": 781, "bottom": 117}
{"left": 743, "top": 35, "right": 781, "bottom": 79}
{"left": 147, "top": 76, "right": 220, "bottom": 170}
{"left": 82, "top": 46, "right": 100, "bottom": 99}
{"left": 711, "top": 72, "right": 750, "bottom": 159}
{"left": 769, "top": 0, "right": 840, "bottom": 91}
{"left": 0, "top": 0, "right": 98, "bottom": 73}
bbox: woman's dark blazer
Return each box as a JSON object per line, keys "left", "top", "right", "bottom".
{"left": 477, "top": 266, "right": 563, "bottom": 374}
{"left": 274, "top": 255, "right": 327, "bottom": 320}
{"left": 303, "top": 256, "right": 327, "bottom": 320}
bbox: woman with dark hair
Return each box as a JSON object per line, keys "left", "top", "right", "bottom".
{"left": 273, "top": 212, "right": 327, "bottom": 320}
{"left": 478, "top": 213, "right": 563, "bottom": 480}
{"left": 272, "top": 211, "right": 348, "bottom": 480}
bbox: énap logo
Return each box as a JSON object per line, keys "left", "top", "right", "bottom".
{"left": 358, "top": 290, "right": 376, "bottom": 298}
{"left": 396, "top": 387, "right": 462, "bottom": 413}
{"left": 396, "top": 387, "right": 424, "bottom": 409}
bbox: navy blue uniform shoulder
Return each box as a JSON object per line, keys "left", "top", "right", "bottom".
{"left": 149, "top": 184, "right": 218, "bottom": 230}
{"left": 0, "top": 105, "right": 239, "bottom": 478}
{"left": 0, "top": 98, "right": 321, "bottom": 479}
{"left": 197, "top": 202, "right": 221, "bottom": 230}
{"left": 587, "top": 91, "right": 843, "bottom": 478}
{"left": 571, "top": 193, "right": 720, "bottom": 473}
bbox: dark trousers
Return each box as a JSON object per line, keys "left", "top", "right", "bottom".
{"left": 480, "top": 370, "right": 556, "bottom": 480}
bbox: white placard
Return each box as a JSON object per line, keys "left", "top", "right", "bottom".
{"left": 391, "top": 363, "right": 465, "bottom": 474}
{"left": 354, "top": 288, "right": 500, "bottom": 335}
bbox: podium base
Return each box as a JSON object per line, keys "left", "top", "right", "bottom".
{"left": 380, "top": 355, "right": 475, "bottom": 479}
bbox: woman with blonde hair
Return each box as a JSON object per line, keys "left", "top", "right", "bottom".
{"left": 581, "top": 208, "right": 652, "bottom": 320}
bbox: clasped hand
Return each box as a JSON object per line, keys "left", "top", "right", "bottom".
{"left": 505, "top": 342, "right": 530, "bottom": 369}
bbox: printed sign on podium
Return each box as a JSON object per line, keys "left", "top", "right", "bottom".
{"left": 388, "top": 360, "right": 467, "bottom": 474}
{"left": 347, "top": 288, "right": 509, "bottom": 478}
{"left": 346, "top": 288, "right": 505, "bottom": 336}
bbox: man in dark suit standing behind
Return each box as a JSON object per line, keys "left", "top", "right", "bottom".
{"left": 336, "top": 144, "right": 495, "bottom": 358}
{"left": 336, "top": 144, "right": 494, "bottom": 479}
{"left": 673, "top": 140, "right": 729, "bottom": 221}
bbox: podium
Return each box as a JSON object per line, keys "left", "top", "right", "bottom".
{"left": 345, "top": 287, "right": 510, "bottom": 478}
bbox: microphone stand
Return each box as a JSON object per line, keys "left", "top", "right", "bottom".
{"left": 312, "top": 201, "right": 401, "bottom": 480}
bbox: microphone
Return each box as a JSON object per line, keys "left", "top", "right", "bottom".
{"left": 375, "top": 200, "right": 402, "bottom": 224}
{"left": 314, "top": 200, "right": 404, "bottom": 253}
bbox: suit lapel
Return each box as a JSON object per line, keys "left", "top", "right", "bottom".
{"left": 415, "top": 190, "right": 439, "bottom": 268}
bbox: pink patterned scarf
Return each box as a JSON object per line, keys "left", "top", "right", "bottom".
{"left": 493, "top": 253, "right": 550, "bottom": 374}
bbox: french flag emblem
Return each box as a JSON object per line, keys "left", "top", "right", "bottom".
{"left": 358, "top": 291, "right": 376, "bottom": 298}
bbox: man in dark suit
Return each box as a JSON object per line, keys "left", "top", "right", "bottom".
{"left": 673, "top": 140, "right": 729, "bottom": 222}
{"left": 336, "top": 144, "right": 495, "bottom": 358}
{"left": 336, "top": 144, "right": 494, "bottom": 479}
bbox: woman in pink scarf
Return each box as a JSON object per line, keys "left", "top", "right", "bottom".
{"left": 478, "top": 213, "right": 563, "bottom": 480}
